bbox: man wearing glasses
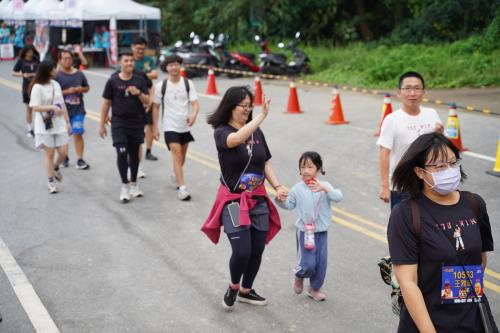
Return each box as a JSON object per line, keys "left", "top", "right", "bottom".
{"left": 56, "top": 49, "right": 90, "bottom": 170}
{"left": 377, "top": 71, "right": 444, "bottom": 208}
{"left": 132, "top": 36, "right": 158, "bottom": 164}
{"left": 152, "top": 55, "right": 199, "bottom": 201}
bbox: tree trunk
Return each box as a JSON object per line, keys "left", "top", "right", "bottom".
{"left": 354, "top": 0, "right": 373, "bottom": 41}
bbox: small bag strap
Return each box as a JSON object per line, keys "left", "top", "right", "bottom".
{"left": 309, "top": 192, "right": 324, "bottom": 225}
{"left": 220, "top": 133, "right": 254, "bottom": 193}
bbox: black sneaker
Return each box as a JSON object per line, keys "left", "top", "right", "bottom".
{"left": 76, "top": 159, "right": 90, "bottom": 170}
{"left": 145, "top": 152, "right": 158, "bottom": 161}
{"left": 222, "top": 287, "right": 239, "bottom": 310}
{"left": 237, "top": 289, "right": 268, "bottom": 306}
{"left": 62, "top": 156, "right": 69, "bottom": 168}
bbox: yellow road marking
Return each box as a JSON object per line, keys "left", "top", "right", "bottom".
{"left": 486, "top": 268, "right": 500, "bottom": 280}
{"left": 2, "top": 76, "right": 500, "bottom": 292}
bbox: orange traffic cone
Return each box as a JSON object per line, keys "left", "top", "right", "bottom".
{"left": 325, "top": 87, "right": 349, "bottom": 125}
{"left": 180, "top": 66, "right": 188, "bottom": 78}
{"left": 285, "top": 82, "right": 302, "bottom": 114}
{"left": 205, "top": 68, "right": 218, "bottom": 95}
{"left": 254, "top": 76, "right": 263, "bottom": 106}
{"left": 445, "top": 103, "right": 467, "bottom": 151}
{"left": 374, "top": 94, "right": 393, "bottom": 136}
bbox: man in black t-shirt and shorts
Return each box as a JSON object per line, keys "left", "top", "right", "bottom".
{"left": 99, "top": 53, "right": 150, "bottom": 202}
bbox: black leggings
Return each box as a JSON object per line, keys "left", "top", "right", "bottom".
{"left": 116, "top": 143, "right": 140, "bottom": 184}
{"left": 227, "top": 227, "right": 267, "bottom": 289}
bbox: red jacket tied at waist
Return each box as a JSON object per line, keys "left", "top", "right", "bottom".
{"left": 201, "top": 183, "right": 281, "bottom": 244}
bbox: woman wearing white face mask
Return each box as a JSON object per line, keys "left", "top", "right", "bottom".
{"left": 387, "top": 132, "right": 498, "bottom": 333}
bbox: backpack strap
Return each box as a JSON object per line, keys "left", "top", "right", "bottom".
{"left": 410, "top": 199, "right": 421, "bottom": 240}
{"left": 183, "top": 77, "right": 190, "bottom": 100}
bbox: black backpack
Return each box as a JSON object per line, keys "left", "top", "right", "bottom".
{"left": 378, "top": 191, "right": 481, "bottom": 316}
{"left": 160, "top": 77, "right": 190, "bottom": 118}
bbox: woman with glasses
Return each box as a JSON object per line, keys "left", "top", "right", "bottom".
{"left": 388, "top": 132, "right": 497, "bottom": 333}
{"left": 203, "top": 86, "right": 287, "bottom": 310}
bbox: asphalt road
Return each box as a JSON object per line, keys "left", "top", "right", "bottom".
{"left": 0, "top": 61, "right": 499, "bottom": 333}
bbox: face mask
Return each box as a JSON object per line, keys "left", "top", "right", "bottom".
{"left": 422, "top": 167, "right": 461, "bottom": 195}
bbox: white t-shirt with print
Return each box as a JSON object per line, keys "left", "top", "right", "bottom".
{"left": 376, "top": 107, "right": 442, "bottom": 184}
{"left": 29, "top": 80, "right": 67, "bottom": 134}
{"left": 153, "top": 78, "right": 198, "bottom": 133}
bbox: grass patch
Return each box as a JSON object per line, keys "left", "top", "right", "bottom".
{"left": 231, "top": 36, "right": 499, "bottom": 89}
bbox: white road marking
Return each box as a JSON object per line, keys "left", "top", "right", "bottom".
{"left": 0, "top": 236, "right": 60, "bottom": 333}
{"left": 463, "top": 151, "right": 496, "bottom": 162}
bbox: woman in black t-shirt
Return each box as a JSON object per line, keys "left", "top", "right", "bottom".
{"left": 12, "top": 45, "right": 40, "bottom": 138}
{"left": 206, "top": 86, "right": 287, "bottom": 310}
{"left": 388, "top": 132, "right": 498, "bottom": 333}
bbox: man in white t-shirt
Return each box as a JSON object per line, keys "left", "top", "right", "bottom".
{"left": 152, "top": 55, "right": 199, "bottom": 201}
{"left": 377, "top": 71, "right": 443, "bottom": 208}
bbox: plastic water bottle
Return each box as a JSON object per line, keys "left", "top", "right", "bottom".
{"left": 304, "top": 223, "right": 315, "bottom": 250}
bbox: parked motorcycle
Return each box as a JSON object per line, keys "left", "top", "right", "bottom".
{"left": 256, "top": 32, "right": 310, "bottom": 76}
{"left": 215, "top": 33, "right": 259, "bottom": 77}
{"left": 159, "top": 32, "right": 220, "bottom": 77}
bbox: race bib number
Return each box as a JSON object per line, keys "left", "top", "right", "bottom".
{"left": 441, "top": 265, "right": 484, "bottom": 304}
{"left": 238, "top": 173, "right": 264, "bottom": 192}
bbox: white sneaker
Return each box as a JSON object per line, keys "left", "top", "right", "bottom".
{"left": 48, "top": 181, "right": 58, "bottom": 194}
{"left": 120, "top": 184, "right": 130, "bottom": 203}
{"left": 138, "top": 167, "right": 146, "bottom": 179}
{"left": 177, "top": 186, "right": 191, "bottom": 201}
{"left": 129, "top": 183, "right": 143, "bottom": 198}
{"left": 170, "top": 173, "right": 177, "bottom": 186}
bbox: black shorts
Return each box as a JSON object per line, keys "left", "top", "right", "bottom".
{"left": 111, "top": 124, "right": 145, "bottom": 147}
{"left": 22, "top": 88, "right": 30, "bottom": 104}
{"left": 164, "top": 131, "right": 194, "bottom": 150}
{"left": 144, "top": 111, "right": 153, "bottom": 125}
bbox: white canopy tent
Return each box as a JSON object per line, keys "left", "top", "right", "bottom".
{"left": 49, "top": 0, "right": 161, "bottom": 21}
{"left": 1, "top": 0, "right": 160, "bottom": 21}
{"left": 22, "top": 0, "right": 59, "bottom": 21}
{"left": 0, "top": 0, "right": 13, "bottom": 20}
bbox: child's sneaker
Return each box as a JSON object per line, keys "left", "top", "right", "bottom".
{"left": 293, "top": 277, "right": 304, "bottom": 294}
{"left": 237, "top": 289, "right": 268, "bottom": 306}
{"left": 222, "top": 286, "right": 239, "bottom": 310}
{"left": 306, "top": 288, "right": 326, "bottom": 302}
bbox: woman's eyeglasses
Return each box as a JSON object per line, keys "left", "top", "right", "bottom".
{"left": 237, "top": 104, "right": 253, "bottom": 111}
{"left": 424, "top": 158, "right": 461, "bottom": 170}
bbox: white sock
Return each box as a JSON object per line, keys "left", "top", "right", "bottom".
{"left": 27, "top": 123, "right": 32, "bottom": 131}
{"left": 179, "top": 185, "right": 187, "bottom": 191}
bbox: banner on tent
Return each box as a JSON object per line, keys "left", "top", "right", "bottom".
{"left": 14, "top": 0, "right": 24, "bottom": 12}
{"left": 0, "top": 44, "right": 15, "bottom": 60}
